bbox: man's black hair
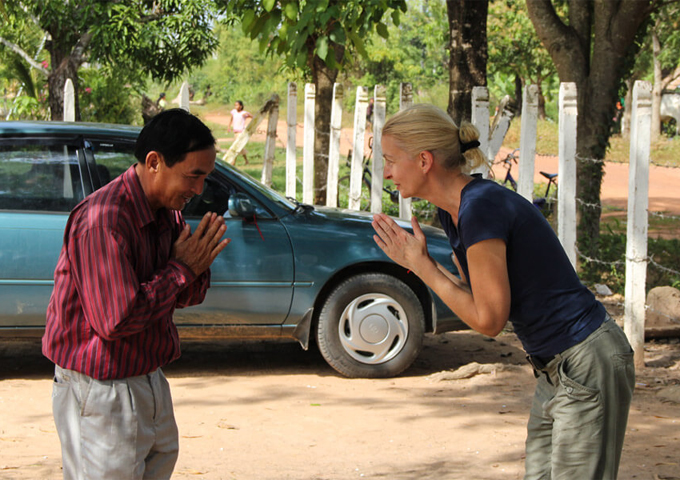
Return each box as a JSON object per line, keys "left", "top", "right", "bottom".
{"left": 135, "top": 108, "right": 215, "bottom": 168}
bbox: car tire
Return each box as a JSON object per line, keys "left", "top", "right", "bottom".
{"left": 316, "top": 273, "right": 425, "bottom": 378}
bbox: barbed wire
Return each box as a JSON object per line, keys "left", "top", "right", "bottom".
{"left": 649, "top": 211, "right": 680, "bottom": 222}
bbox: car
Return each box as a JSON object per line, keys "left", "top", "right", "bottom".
{"left": 0, "top": 120, "right": 464, "bottom": 378}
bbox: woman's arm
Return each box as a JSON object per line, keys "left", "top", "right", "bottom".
{"left": 372, "top": 213, "right": 510, "bottom": 336}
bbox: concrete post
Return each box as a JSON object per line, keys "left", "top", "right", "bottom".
{"left": 371, "top": 85, "right": 387, "bottom": 214}
{"left": 326, "top": 83, "right": 344, "bottom": 207}
{"left": 517, "top": 85, "right": 539, "bottom": 202}
{"left": 349, "top": 86, "right": 369, "bottom": 211}
{"left": 471, "top": 87, "right": 490, "bottom": 177}
{"left": 261, "top": 94, "right": 280, "bottom": 187}
{"left": 398, "top": 82, "right": 413, "bottom": 219}
{"left": 487, "top": 96, "right": 514, "bottom": 165}
{"left": 303, "top": 83, "right": 315, "bottom": 205}
{"left": 63, "top": 79, "right": 75, "bottom": 121}
{"left": 286, "top": 82, "right": 297, "bottom": 199}
{"left": 179, "top": 82, "right": 191, "bottom": 112}
{"left": 625, "top": 80, "right": 652, "bottom": 370}
{"left": 558, "top": 82, "right": 578, "bottom": 267}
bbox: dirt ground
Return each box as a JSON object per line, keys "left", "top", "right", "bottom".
{"left": 1, "top": 296, "right": 679, "bottom": 480}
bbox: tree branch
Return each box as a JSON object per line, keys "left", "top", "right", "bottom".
{"left": 0, "top": 36, "right": 49, "bottom": 76}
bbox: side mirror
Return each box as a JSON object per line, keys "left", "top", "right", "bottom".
{"left": 228, "top": 193, "right": 255, "bottom": 219}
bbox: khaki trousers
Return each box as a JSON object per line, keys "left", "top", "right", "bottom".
{"left": 524, "top": 316, "right": 635, "bottom": 479}
{"left": 52, "top": 366, "right": 179, "bottom": 480}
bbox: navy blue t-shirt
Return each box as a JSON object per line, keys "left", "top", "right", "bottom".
{"left": 438, "top": 177, "right": 605, "bottom": 357}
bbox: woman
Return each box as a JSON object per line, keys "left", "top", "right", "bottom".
{"left": 372, "top": 104, "right": 634, "bottom": 479}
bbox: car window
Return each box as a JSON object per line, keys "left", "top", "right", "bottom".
{"left": 0, "top": 143, "right": 83, "bottom": 212}
{"left": 87, "top": 139, "right": 137, "bottom": 186}
{"left": 183, "top": 172, "right": 273, "bottom": 219}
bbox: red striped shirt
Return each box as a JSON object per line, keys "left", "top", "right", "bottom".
{"left": 42, "top": 165, "right": 210, "bottom": 380}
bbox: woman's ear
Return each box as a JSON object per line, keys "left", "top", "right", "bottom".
{"left": 419, "top": 150, "right": 435, "bottom": 173}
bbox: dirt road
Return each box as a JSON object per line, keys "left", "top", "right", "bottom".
{"left": 1, "top": 304, "right": 679, "bottom": 479}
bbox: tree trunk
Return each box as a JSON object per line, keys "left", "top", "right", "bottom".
{"left": 527, "top": 0, "right": 653, "bottom": 258}
{"left": 311, "top": 53, "right": 340, "bottom": 205}
{"left": 446, "top": 0, "right": 488, "bottom": 125}
{"left": 651, "top": 28, "right": 662, "bottom": 138}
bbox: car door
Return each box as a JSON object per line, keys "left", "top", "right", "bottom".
{"left": 0, "top": 137, "right": 87, "bottom": 328}
{"left": 176, "top": 171, "right": 295, "bottom": 326}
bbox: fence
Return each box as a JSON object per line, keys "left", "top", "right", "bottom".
{"left": 58, "top": 78, "right": 673, "bottom": 369}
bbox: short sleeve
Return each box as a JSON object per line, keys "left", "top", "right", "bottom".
{"left": 458, "top": 197, "right": 511, "bottom": 249}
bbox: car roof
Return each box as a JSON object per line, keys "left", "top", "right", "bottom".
{"left": 0, "top": 120, "right": 141, "bottom": 139}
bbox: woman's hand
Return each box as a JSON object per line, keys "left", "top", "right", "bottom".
{"left": 372, "top": 213, "right": 432, "bottom": 274}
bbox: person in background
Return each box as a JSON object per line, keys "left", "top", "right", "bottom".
{"left": 156, "top": 92, "right": 167, "bottom": 110}
{"left": 43, "top": 109, "right": 230, "bottom": 479}
{"left": 371, "top": 103, "right": 635, "bottom": 480}
{"left": 228, "top": 100, "right": 253, "bottom": 165}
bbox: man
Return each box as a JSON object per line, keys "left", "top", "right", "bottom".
{"left": 43, "top": 109, "right": 230, "bottom": 479}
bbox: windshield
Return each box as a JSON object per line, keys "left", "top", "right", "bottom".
{"left": 215, "top": 158, "right": 297, "bottom": 211}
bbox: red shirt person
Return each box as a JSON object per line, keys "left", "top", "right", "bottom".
{"left": 43, "top": 109, "right": 230, "bottom": 479}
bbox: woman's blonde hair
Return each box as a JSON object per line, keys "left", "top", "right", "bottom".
{"left": 382, "top": 103, "right": 488, "bottom": 172}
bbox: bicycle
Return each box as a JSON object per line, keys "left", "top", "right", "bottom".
{"left": 338, "top": 136, "right": 400, "bottom": 210}
{"left": 498, "top": 148, "right": 558, "bottom": 217}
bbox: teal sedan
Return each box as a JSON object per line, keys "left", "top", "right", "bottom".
{"left": 0, "top": 121, "right": 463, "bottom": 378}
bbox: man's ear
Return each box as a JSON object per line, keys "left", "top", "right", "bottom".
{"left": 419, "top": 150, "right": 435, "bottom": 173}
{"left": 145, "top": 151, "right": 163, "bottom": 173}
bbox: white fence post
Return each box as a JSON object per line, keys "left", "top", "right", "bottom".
{"left": 371, "top": 85, "right": 387, "bottom": 214}
{"left": 625, "top": 80, "right": 652, "bottom": 370}
{"left": 286, "top": 82, "right": 297, "bottom": 199}
{"left": 63, "top": 79, "right": 75, "bottom": 121}
{"left": 518, "top": 85, "right": 539, "bottom": 202}
{"left": 471, "top": 87, "right": 490, "bottom": 177}
{"left": 558, "top": 82, "right": 578, "bottom": 267}
{"left": 349, "top": 86, "right": 369, "bottom": 211}
{"left": 326, "top": 83, "right": 344, "bottom": 207}
{"left": 303, "top": 83, "right": 315, "bottom": 205}
{"left": 261, "top": 94, "right": 279, "bottom": 187}
{"left": 179, "top": 82, "right": 191, "bottom": 112}
{"left": 398, "top": 82, "right": 413, "bottom": 219}
{"left": 487, "top": 95, "right": 514, "bottom": 165}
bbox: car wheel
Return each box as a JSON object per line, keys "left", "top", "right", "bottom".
{"left": 316, "top": 273, "right": 425, "bottom": 378}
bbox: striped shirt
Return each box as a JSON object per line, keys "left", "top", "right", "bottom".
{"left": 43, "top": 165, "right": 210, "bottom": 380}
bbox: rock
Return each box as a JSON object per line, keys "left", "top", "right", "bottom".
{"left": 428, "top": 362, "right": 519, "bottom": 382}
{"left": 646, "top": 286, "right": 680, "bottom": 338}
{"left": 595, "top": 284, "right": 613, "bottom": 296}
{"left": 657, "top": 385, "right": 680, "bottom": 404}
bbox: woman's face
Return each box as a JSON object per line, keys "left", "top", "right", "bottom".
{"left": 381, "top": 134, "right": 423, "bottom": 199}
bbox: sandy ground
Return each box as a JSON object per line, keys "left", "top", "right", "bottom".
{"left": 1, "top": 303, "right": 679, "bottom": 480}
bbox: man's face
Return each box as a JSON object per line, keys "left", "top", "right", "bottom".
{"left": 152, "top": 147, "right": 217, "bottom": 211}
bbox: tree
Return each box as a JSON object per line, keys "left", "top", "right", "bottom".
{"left": 0, "top": 0, "right": 218, "bottom": 121}
{"left": 649, "top": 2, "right": 680, "bottom": 137}
{"left": 446, "top": 0, "right": 488, "bottom": 124}
{"left": 222, "top": 0, "right": 407, "bottom": 204}
{"left": 487, "top": 0, "right": 557, "bottom": 118}
{"left": 526, "top": 0, "right": 655, "bottom": 258}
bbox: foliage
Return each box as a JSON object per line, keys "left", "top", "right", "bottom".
{"left": 580, "top": 233, "right": 680, "bottom": 295}
{"left": 188, "top": 24, "right": 291, "bottom": 109}
{"left": 221, "top": 0, "right": 407, "bottom": 76}
{"left": 487, "top": 0, "right": 557, "bottom": 107}
{"left": 79, "top": 68, "right": 138, "bottom": 125}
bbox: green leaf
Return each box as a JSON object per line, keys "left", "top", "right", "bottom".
{"left": 316, "top": 35, "right": 328, "bottom": 60}
{"left": 376, "top": 22, "right": 389, "bottom": 39}
{"left": 263, "top": 0, "right": 276, "bottom": 12}
{"left": 284, "top": 2, "right": 298, "bottom": 21}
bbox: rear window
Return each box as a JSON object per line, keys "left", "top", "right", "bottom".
{"left": 0, "top": 143, "right": 83, "bottom": 212}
